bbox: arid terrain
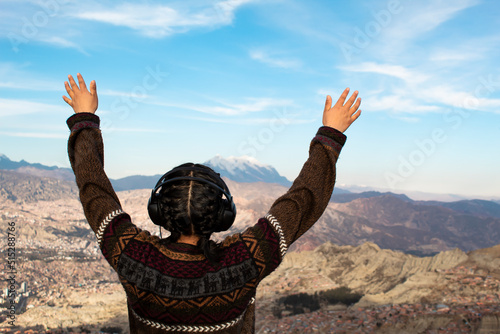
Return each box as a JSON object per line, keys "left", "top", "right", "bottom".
{"left": 2, "top": 169, "right": 500, "bottom": 332}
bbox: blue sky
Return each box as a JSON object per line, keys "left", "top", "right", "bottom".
{"left": 1, "top": 0, "right": 499, "bottom": 199}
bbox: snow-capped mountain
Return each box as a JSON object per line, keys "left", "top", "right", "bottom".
{"left": 204, "top": 155, "right": 292, "bottom": 187}
{"left": 1, "top": 153, "right": 293, "bottom": 189}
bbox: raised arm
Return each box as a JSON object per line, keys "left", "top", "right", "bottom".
{"left": 63, "top": 74, "right": 124, "bottom": 237}
{"left": 267, "top": 88, "right": 361, "bottom": 248}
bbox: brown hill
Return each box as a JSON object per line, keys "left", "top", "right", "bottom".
{"left": 258, "top": 242, "right": 469, "bottom": 306}
{"left": 0, "top": 170, "right": 78, "bottom": 203}
{"left": 13, "top": 166, "right": 76, "bottom": 182}
{"left": 296, "top": 194, "right": 500, "bottom": 255}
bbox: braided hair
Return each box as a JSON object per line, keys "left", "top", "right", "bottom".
{"left": 158, "top": 163, "right": 225, "bottom": 263}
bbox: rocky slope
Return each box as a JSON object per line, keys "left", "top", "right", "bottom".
{"left": 11, "top": 240, "right": 500, "bottom": 333}
{"left": 258, "top": 242, "right": 469, "bottom": 305}
{"left": 0, "top": 170, "right": 77, "bottom": 203}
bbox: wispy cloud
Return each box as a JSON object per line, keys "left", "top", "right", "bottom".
{"left": 198, "top": 97, "right": 293, "bottom": 116}
{"left": 0, "top": 131, "right": 67, "bottom": 139}
{"left": 38, "top": 36, "right": 90, "bottom": 55}
{"left": 370, "top": 0, "right": 481, "bottom": 59}
{"left": 178, "top": 115, "right": 314, "bottom": 125}
{"left": 0, "top": 0, "right": 258, "bottom": 52}
{"left": 386, "top": 0, "right": 479, "bottom": 40}
{"left": 417, "top": 85, "right": 500, "bottom": 112}
{"left": 428, "top": 34, "right": 500, "bottom": 63}
{"left": 100, "top": 89, "right": 152, "bottom": 99}
{"left": 429, "top": 50, "right": 481, "bottom": 62}
{"left": 341, "top": 62, "right": 429, "bottom": 85}
{"left": 101, "top": 127, "right": 166, "bottom": 133}
{"left": 340, "top": 60, "right": 500, "bottom": 115}
{"left": 249, "top": 49, "right": 302, "bottom": 69}
{"left": 75, "top": 0, "right": 256, "bottom": 38}
{"left": 0, "top": 98, "right": 66, "bottom": 117}
{"left": 362, "top": 94, "right": 441, "bottom": 114}
{"left": 151, "top": 97, "right": 294, "bottom": 116}
{"left": 0, "top": 62, "right": 61, "bottom": 92}
{"left": 0, "top": 81, "right": 60, "bottom": 91}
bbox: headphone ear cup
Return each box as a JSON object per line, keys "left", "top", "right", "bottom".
{"left": 148, "top": 192, "right": 164, "bottom": 226}
{"left": 213, "top": 199, "right": 236, "bottom": 232}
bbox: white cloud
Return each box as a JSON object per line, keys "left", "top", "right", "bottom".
{"left": 429, "top": 50, "right": 481, "bottom": 62}
{"left": 427, "top": 35, "right": 500, "bottom": 63}
{"left": 249, "top": 50, "right": 302, "bottom": 69}
{"left": 371, "top": 0, "right": 480, "bottom": 58}
{"left": 359, "top": 81, "right": 500, "bottom": 115}
{"left": 98, "top": 126, "right": 165, "bottom": 133}
{"left": 389, "top": 0, "right": 479, "bottom": 39}
{"left": 341, "top": 62, "right": 429, "bottom": 85}
{"left": 363, "top": 94, "right": 441, "bottom": 114}
{"left": 0, "top": 98, "right": 66, "bottom": 117}
{"left": 417, "top": 85, "right": 500, "bottom": 112}
{"left": 0, "top": 62, "right": 61, "bottom": 92}
{"left": 406, "top": 0, "right": 480, "bottom": 35}
{"left": 75, "top": 0, "right": 256, "bottom": 38}
{"left": 38, "top": 36, "right": 90, "bottom": 55}
{"left": 0, "top": 80, "right": 60, "bottom": 91}
{"left": 196, "top": 98, "right": 293, "bottom": 116}
{"left": 0, "top": 131, "right": 67, "bottom": 139}
{"left": 100, "top": 89, "right": 152, "bottom": 99}
{"left": 181, "top": 115, "right": 314, "bottom": 125}
{"left": 151, "top": 97, "right": 293, "bottom": 116}
{"left": 340, "top": 60, "right": 500, "bottom": 116}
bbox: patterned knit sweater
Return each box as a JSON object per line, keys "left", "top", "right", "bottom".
{"left": 66, "top": 113, "right": 346, "bottom": 333}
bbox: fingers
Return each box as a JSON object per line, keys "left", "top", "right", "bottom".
{"left": 350, "top": 97, "right": 362, "bottom": 114}
{"left": 68, "top": 74, "right": 78, "bottom": 91}
{"left": 64, "top": 81, "right": 73, "bottom": 97}
{"left": 344, "top": 90, "right": 359, "bottom": 109}
{"left": 77, "top": 73, "right": 87, "bottom": 91}
{"left": 324, "top": 95, "right": 332, "bottom": 112}
{"left": 62, "top": 95, "right": 73, "bottom": 106}
{"left": 334, "top": 88, "right": 350, "bottom": 108}
{"left": 352, "top": 109, "right": 362, "bottom": 122}
{"left": 90, "top": 80, "right": 97, "bottom": 96}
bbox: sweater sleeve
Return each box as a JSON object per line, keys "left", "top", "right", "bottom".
{"left": 67, "top": 113, "right": 124, "bottom": 233}
{"left": 266, "top": 126, "right": 346, "bottom": 251}
{"left": 66, "top": 113, "right": 147, "bottom": 272}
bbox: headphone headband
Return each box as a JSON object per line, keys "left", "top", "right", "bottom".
{"left": 153, "top": 166, "right": 231, "bottom": 198}
{"left": 147, "top": 165, "right": 236, "bottom": 233}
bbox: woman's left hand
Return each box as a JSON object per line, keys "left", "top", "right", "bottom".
{"left": 63, "top": 73, "right": 98, "bottom": 114}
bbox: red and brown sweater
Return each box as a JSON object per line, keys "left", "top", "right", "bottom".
{"left": 67, "top": 112, "right": 346, "bottom": 333}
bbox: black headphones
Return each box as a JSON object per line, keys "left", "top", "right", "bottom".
{"left": 147, "top": 166, "right": 237, "bottom": 233}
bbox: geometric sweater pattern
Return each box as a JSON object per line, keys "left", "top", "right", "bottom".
{"left": 66, "top": 112, "right": 346, "bottom": 333}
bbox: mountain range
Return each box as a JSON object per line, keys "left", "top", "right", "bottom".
{"left": 204, "top": 154, "right": 292, "bottom": 187}
{"left": 0, "top": 153, "right": 294, "bottom": 190}
{"left": 3, "top": 153, "right": 500, "bottom": 255}
{"left": 106, "top": 155, "right": 295, "bottom": 191}
{"left": 3, "top": 153, "right": 496, "bottom": 202}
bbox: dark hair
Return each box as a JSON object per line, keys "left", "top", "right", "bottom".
{"left": 158, "top": 163, "right": 224, "bottom": 264}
